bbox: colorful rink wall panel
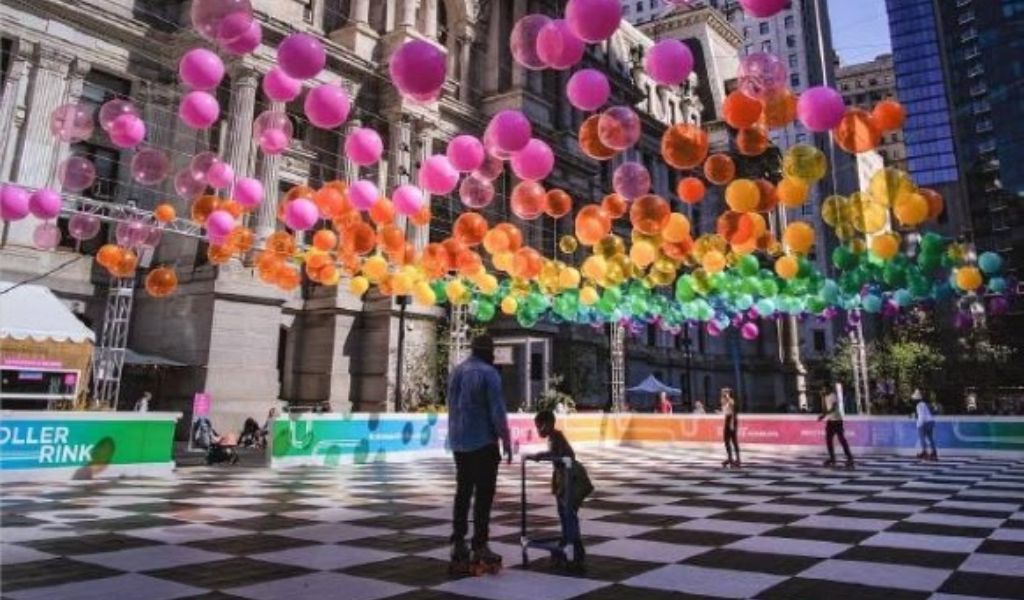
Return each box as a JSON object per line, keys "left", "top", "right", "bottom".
{"left": 268, "top": 413, "right": 1024, "bottom": 467}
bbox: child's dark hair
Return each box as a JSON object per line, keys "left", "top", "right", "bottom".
{"left": 535, "top": 410, "right": 555, "bottom": 428}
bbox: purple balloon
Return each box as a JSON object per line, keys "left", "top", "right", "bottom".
{"left": 565, "top": 0, "right": 621, "bottom": 43}
{"left": 0, "top": 184, "right": 30, "bottom": 221}
{"left": 739, "top": 0, "right": 788, "bottom": 18}
{"left": 49, "top": 103, "right": 94, "bottom": 143}
{"left": 205, "top": 209, "right": 236, "bottom": 241}
{"left": 58, "top": 156, "right": 97, "bottom": 193}
{"left": 487, "top": 110, "right": 532, "bottom": 154}
{"left": 988, "top": 296, "right": 1009, "bottom": 316}
{"left": 418, "top": 155, "right": 459, "bottom": 195}
{"left": 131, "top": 147, "right": 171, "bottom": 185}
{"left": 797, "top": 86, "right": 846, "bottom": 132}
{"left": 598, "top": 105, "right": 641, "bottom": 150}
{"left": 33, "top": 222, "right": 61, "bottom": 250}
{"left": 179, "top": 91, "right": 220, "bottom": 129}
{"left": 459, "top": 173, "right": 495, "bottom": 209}
{"left": 644, "top": 39, "right": 694, "bottom": 87}
{"left": 262, "top": 67, "right": 301, "bottom": 102}
{"left": 344, "top": 127, "right": 384, "bottom": 167}
{"left": 349, "top": 180, "right": 379, "bottom": 211}
{"left": 392, "top": 184, "right": 425, "bottom": 216}
{"left": 107, "top": 114, "right": 146, "bottom": 149}
{"left": 511, "top": 138, "right": 555, "bottom": 181}
{"left": 447, "top": 135, "right": 486, "bottom": 173}
{"left": 68, "top": 213, "right": 101, "bottom": 241}
{"left": 28, "top": 188, "right": 62, "bottom": 220}
{"left": 510, "top": 14, "right": 551, "bottom": 71}
{"left": 389, "top": 39, "right": 447, "bottom": 102}
{"left": 738, "top": 52, "right": 788, "bottom": 100}
{"left": 277, "top": 33, "right": 325, "bottom": 80}
{"left": 566, "top": 69, "right": 610, "bottom": 111}
{"left": 284, "top": 197, "right": 318, "bottom": 231}
{"left": 234, "top": 177, "right": 264, "bottom": 208}
{"left": 536, "top": 19, "right": 585, "bottom": 70}
{"left": 179, "top": 48, "right": 225, "bottom": 91}
{"left": 304, "top": 84, "right": 350, "bottom": 129}
{"left": 612, "top": 162, "right": 652, "bottom": 200}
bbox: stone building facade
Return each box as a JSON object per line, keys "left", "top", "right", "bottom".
{"left": 836, "top": 53, "right": 906, "bottom": 170}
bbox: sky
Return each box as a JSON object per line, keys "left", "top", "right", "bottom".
{"left": 827, "top": 0, "right": 893, "bottom": 66}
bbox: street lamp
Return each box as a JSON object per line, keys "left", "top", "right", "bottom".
{"left": 394, "top": 295, "right": 411, "bottom": 411}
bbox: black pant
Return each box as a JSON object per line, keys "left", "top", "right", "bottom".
{"left": 826, "top": 420, "right": 853, "bottom": 462}
{"left": 452, "top": 443, "right": 500, "bottom": 546}
{"left": 724, "top": 418, "right": 740, "bottom": 462}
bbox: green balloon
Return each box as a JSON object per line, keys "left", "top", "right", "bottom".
{"left": 737, "top": 254, "right": 759, "bottom": 277}
{"left": 832, "top": 246, "right": 858, "bottom": 271}
{"left": 474, "top": 299, "right": 496, "bottom": 322}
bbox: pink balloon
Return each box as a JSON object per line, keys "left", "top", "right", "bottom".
{"left": 739, "top": 0, "right": 788, "bottom": 18}
{"left": 108, "top": 114, "right": 146, "bottom": 149}
{"left": 277, "top": 33, "right": 325, "bottom": 80}
{"left": 131, "top": 147, "right": 170, "bottom": 185}
{"left": 1, "top": 184, "right": 30, "bottom": 221}
{"left": 215, "top": 10, "right": 253, "bottom": 45}
{"left": 221, "top": 19, "right": 261, "bottom": 55}
{"left": 644, "top": 39, "right": 694, "bottom": 87}
{"left": 99, "top": 99, "right": 139, "bottom": 131}
{"left": 741, "top": 321, "right": 760, "bottom": 340}
{"left": 349, "top": 180, "right": 379, "bottom": 211}
{"left": 263, "top": 67, "right": 301, "bottom": 102}
{"left": 234, "top": 177, "right": 264, "bottom": 208}
{"left": 797, "top": 86, "right": 846, "bottom": 132}
{"left": 566, "top": 69, "right": 610, "bottom": 111}
{"left": 459, "top": 174, "right": 495, "bottom": 209}
{"left": 174, "top": 168, "right": 207, "bottom": 199}
{"left": 482, "top": 127, "right": 515, "bottom": 161}
{"left": 179, "top": 91, "right": 220, "bottom": 129}
{"left": 304, "top": 84, "right": 350, "bottom": 129}
{"left": 253, "top": 110, "right": 293, "bottom": 154}
{"left": 58, "top": 156, "right": 97, "bottom": 193}
{"left": 389, "top": 40, "right": 447, "bottom": 102}
{"left": 206, "top": 209, "right": 236, "bottom": 240}
{"left": 191, "top": 0, "right": 253, "bottom": 41}
{"left": 179, "top": 48, "right": 225, "bottom": 91}
{"left": 511, "top": 138, "right": 554, "bottom": 181}
{"left": 49, "top": 103, "right": 94, "bottom": 143}
{"left": 33, "top": 222, "right": 61, "bottom": 250}
{"left": 260, "top": 128, "right": 289, "bottom": 154}
{"left": 418, "top": 155, "right": 459, "bottom": 195}
{"left": 207, "top": 161, "right": 235, "bottom": 189}
{"left": 392, "top": 184, "right": 425, "bottom": 216}
{"left": 612, "top": 162, "right": 651, "bottom": 200}
{"left": 28, "top": 188, "right": 62, "bottom": 220}
{"left": 598, "top": 105, "right": 641, "bottom": 150}
{"left": 738, "top": 52, "right": 788, "bottom": 100}
{"left": 68, "top": 213, "right": 101, "bottom": 241}
{"left": 487, "top": 110, "right": 532, "bottom": 154}
{"left": 446, "top": 135, "right": 485, "bottom": 173}
{"left": 473, "top": 154, "right": 504, "bottom": 182}
{"left": 565, "top": 0, "right": 621, "bottom": 43}
{"left": 344, "top": 127, "right": 383, "bottom": 166}
{"left": 190, "top": 151, "right": 220, "bottom": 178}
{"left": 284, "top": 197, "right": 318, "bottom": 231}
{"left": 511, "top": 14, "right": 551, "bottom": 71}
{"left": 536, "top": 19, "right": 585, "bottom": 70}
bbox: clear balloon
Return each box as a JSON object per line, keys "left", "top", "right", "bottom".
{"left": 221, "top": 18, "right": 261, "bottom": 55}
{"left": 174, "top": 167, "right": 207, "bottom": 199}
{"left": 613, "top": 162, "right": 652, "bottom": 201}
{"left": 191, "top": 0, "right": 253, "bottom": 41}
{"left": 116, "top": 218, "right": 155, "bottom": 248}
{"left": 99, "top": 99, "right": 140, "bottom": 131}
{"left": 459, "top": 173, "right": 496, "bottom": 209}
{"left": 536, "top": 19, "right": 585, "bottom": 70}
{"left": 33, "top": 222, "right": 61, "bottom": 250}
{"left": 58, "top": 156, "right": 97, "bottom": 193}
{"left": 253, "top": 110, "right": 293, "bottom": 155}
{"left": 510, "top": 180, "right": 546, "bottom": 220}
{"left": 510, "top": 14, "right": 551, "bottom": 70}
{"left": 598, "top": 106, "right": 641, "bottom": 151}
{"left": 68, "top": 213, "right": 101, "bottom": 241}
{"left": 473, "top": 153, "right": 505, "bottom": 181}
{"left": 49, "top": 103, "right": 94, "bottom": 143}
{"left": 277, "top": 33, "right": 326, "bottom": 80}
{"left": 131, "top": 147, "right": 170, "bottom": 185}
{"left": 738, "top": 52, "right": 788, "bottom": 101}
{"left": 389, "top": 39, "right": 447, "bottom": 102}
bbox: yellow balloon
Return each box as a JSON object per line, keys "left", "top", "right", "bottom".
{"left": 701, "top": 249, "right": 726, "bottom": 274}
{"left": 413, "top": 281, "right": 436, "bottom": 306}
{"left": 893, "top": 192, "right": 929, "bottom": 227}
{"left": 595, "top": 235, "right": 626, "bottom": 260}
{"left": 955, "top": 266, "right": 983, "bottom": 291}
{"left": 493, "top": 251, "right": 514, "bottom": 272}
{"left": 821, "top": 195, "right": 850, "bottom": 228}
{"left": 775, "top": 254, "right": 799, "bottom": 280}
{"left": 391, "top": 271, "right": 413, "bottom": 295}
{"left": 630, "top": 239, "right": 658, "bottom": 268}
{"left": 477, "top": 273, "right": 499, "bottom": 294}
{"left": 558, "top": 235, "right": 579, "bottom": 254}
{"left": 362, "top": 255, "right": 389, "bottom": 282}
{"left": 446, "top": 279, "right": 469, "bottom": 305}
{"left": 558, "top": 267, "right": 581, "bottom": 289}
{"left": 870, "top": 233, "right": 900, "bottom": 260}
{"left": 783, "top": 144, "right": 827, "bottom": 182}
{"left": 869, "top": 167, "right": 915, "bottom": 207}
{"left": 501, "top": 296, "right": 518, "bottom": 314}
{"left": 777, "top": 177, "right": 809, "bottom": 208}
{"left": 725, "top": 179, "right": 760, "bottom": 213}
{"left": 834, "top": 222, "right": 858, "bottom": 241}
{"left": 783, "top": 221, "right": 815, "bottom": 254}
{"left": 580, "top": 285, "right": 599, "bottom": 305}
{"left": 349, "top": 275, "right": 370, "bottom": 296}
{"left": 581, "top": 255, "right": 608, "bottom": 281}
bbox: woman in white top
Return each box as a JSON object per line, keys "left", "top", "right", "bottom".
{"left": 720, "top": 388, "right": 740, "bottom": 468}
{"left": 914, "top": 393, "right": 937, "bottom": 460}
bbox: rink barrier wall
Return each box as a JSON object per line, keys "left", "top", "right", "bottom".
{"left": 268, "top": 413, "right": 1024, "bottom": 467}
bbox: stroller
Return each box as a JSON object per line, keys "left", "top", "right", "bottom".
{"left": 192, "top": 417, "right": 239, "bottom": 465}
{"left": 520, "top": 455, "right": 594, "bottom": 570}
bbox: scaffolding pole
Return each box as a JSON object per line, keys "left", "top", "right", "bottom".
{"left": 610, "top": 322, "right": 625, "bottom": 411}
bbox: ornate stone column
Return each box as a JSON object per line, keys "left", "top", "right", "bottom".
{"left": 341, "top": 119, "right": 361, "bottom": 181}
{"left": 398, "top": 0, "right": 417, "bottom": 29}
{"left": 457, "top": 31, "right": 474, "bottom": 103}
{"left": 255, "top": 101, "right": 284, "bottom": 244}
{"left": 14, "top": 45, "right": 71, "bottom": 189}
{"left": 330, "top": 0, "right": 379, "bottom": 62}
{"left": 387, "top": 116, "right": 413, "bottom": 235}
{"left": 0, "top": 48, "right": 29, "bottom": 180}
{"left": 422, "top": 0, "right": 439, "bottom": 39}
{"left": 408, "top": 122, "right": 431, "bottom": 251}
{"left": 49, "top": 58, "right": 90, "bottom": 190}
{"left": 223, "top": 64, "right": 258, "bottom": 180}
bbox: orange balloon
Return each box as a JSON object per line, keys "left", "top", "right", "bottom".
{"left": 145, "top": 267, "right": 178, "bottom": 297}
{"left": 834, "top": 108, "right": 882, "bottom": 154}
{"left": 456, "top": 249, "right": 484, "bottom": 277}
{"left": 920, "top": 188, "right": 944, "bottom": 221}
{"left": 544, "top": 189, "right": 573, "bottom": 219}
{"left": 736, "top": 125, "right": 770, "bottom": 156}
{"left": 717, "top": 211, "right": 756, "bottom": 245}
{"left": 207, "top": 244, "right": 235, "bottom": 265}
{"left": 703, "top": 153, "right": 736, "bottom": 185}
{"left": 483, "top": 227, "right": 512, "bottom": 255}
{"left": 677, "top": 177, "right": 706, "bottom": 204}
{"left": 305, "top": 251, "right": 332, "bottom": 274}
{"left": 442, "top": 237, "right": 468, "bottom": 265}
{"left": 218, "top": 199, "right": 243, "bottom": 218}
{"left": 256, "top": 252, "right": 283, "bottom": 283}
{"left": 369, "top": 197, "right": 395, "bottom": 225}
{"left": 601, "top": 193, "right": 628, "bottom": 219}
{"left": 754, "top": 179, "right": 779, "bottom": 212}
{"left": 575, "top": 205, "right": 611, "bottom": 246}
{"left": 783, "top": 221, "right": 816, "bottom": 254}
{"left": 702, "top": 249, "right": 727, "bottom": 274}
{"left": 420, "top": 243, "right": 451, "bottom": 279}
{"left": 725, "top": 179, "right": 760, "bottom": 213}
{"left": 410, "top": 204, "right": 432, "bottom": 227}
{"left": 511, "top": 247, "right": 543, "bottom": 280}
{"left": 661, "top": 123, "right": 709, "bottom": 169}
{"left": 283, "top": 185, "right": 315, "bottom": 204}
{"left": 492, "top": 223, "right": 523, "bottom": 251}
{"left": 578, "top": 114, "right": 617, "bottom": 160}
{"left": 760, "top": 89, "right": 797, "bottom": 129}
{"left": 109, "top": 248, "right": 138, "bottom": 277}
{"left": 629, "top": 194, "right": 671, "bottom": 236}
{"left": 154, "top": 203, "right": 176, "bottom": 223}
{"left": 872, "top": 99, "right": 906, "bottom": 131}
{"left": 266, "top": 231, "right": 297, "bottom": 257}
{"left": 190, "top": 195, "right": 219, "bottom": 224}
{"left": 313, "top": 186, "right": 349, "bottom": 218}
{"left": 332, "top": 210, "right": 362, "bottom": 231}
{"left": 343, "top": 221, "right": 377, "bottom": 255}
{"left": 723, "top": 90, "right": 763, "bottom": 129}
{"left": 510, "top": 181, "right": 546, "bottom": 220}
{"left": 227, "top": 226, "right": 254, "bottom": 252}
{"left": 660, "top": 237, "right": 694, "bottom": 262}
{"left": 378, "top": 223, "right": 406, "bottom": 255}
{"left": 276, "top": 265, "right": 301, "bottom": 291}
{"left": 312, "top": 229, "right": 338, "bottom": 251}
{"left": 96, "top": 244, "right": 122, "bottom": 268}
{"left": 662, "top": 213, "right": 692, "bottom": 243}
{"left": 777, "top": 177, "right": 809, "bottom": 208}
{"left": 775, "top": 255, "right": 799, "bottom": 280}
{"left": 453, "top": 212, "right": 489, "bottom": 247}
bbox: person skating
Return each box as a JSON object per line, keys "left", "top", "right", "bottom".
{"left": 818, "top": 385, "right": 854, "bottom": 469}
{"left": 720, "top": 388, "right": 741, "bottom": 468}
{"left": 446, "top": 335, "right": 512, "bottom": 574}
{"left": 913, "top": 390, "right": 938, "bottom": 461}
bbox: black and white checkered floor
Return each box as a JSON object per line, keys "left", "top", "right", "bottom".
{"left": 2, "top": 447, "right": 1024, "bottom": 600}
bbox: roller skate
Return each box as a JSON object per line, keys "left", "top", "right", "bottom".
{"left": 928, "top": 452, "right": 938, "bottom": 462}
{"left": 844, "top": 459, "right": 856, "bottom": 470}
{"left": 470, "top": 543, "right": 502, "bottom": 575}
{"left": 448, "top": 539, "right": 471, "bottom": 576}
{"left": 568, "top": 541, "right": 587, "bottom": 574}
{"left": 822, "top": 459, "right": 836, "bottom": 468}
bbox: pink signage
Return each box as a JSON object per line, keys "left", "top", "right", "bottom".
{"left": 192, "top": 393, "right": 211, "bottom": 417}
{"left": 1, "top": 357, "right": 63, "bottom": 369}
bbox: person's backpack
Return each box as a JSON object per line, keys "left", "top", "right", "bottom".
{"left": 554, "top": 460, "right": 595, "bottom": 511}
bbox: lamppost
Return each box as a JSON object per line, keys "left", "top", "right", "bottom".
{"left": 394, "top": 295, "right": 410, "bottom": 411}
{"left": 682, "top": 326, "right": 693, "bottom": 408}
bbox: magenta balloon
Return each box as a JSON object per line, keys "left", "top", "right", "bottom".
{"left": 536, "top": 19, "right": 585, "bottom": 70}
{"left": 482, "top": 126, "right": 515, "bottom": 161}
{"left": 349, "top": 180, "right": 379, "bottom": 211}
{"left": 116, "top": 219, "right": 152, "bottom": 248}
{"left": 566, "top": 69, "right": 610, "bottom": 111}
{"left": 260, "top": 129, "right": 289, "bottom": 154}
{"left": 27, "top": 188, "right": 62, "bottom": 220}
{"left": 344, "top": 127, "right": 383, "bottom": 166}
{"left": 68, "top": 213, "right": 101, "bottom": 241}
{"left": 459, "top": 173, "right": 495, "bottom": 209}
{"left": 392, "top": 184, "right": 425, "bottom": 216}
{"left": 262, "top": 67, "right": 301, "bottom": 102}
{"left": 99, "top": 99, "right": 139, "bottom": 131}
{"left": 418, "top": 155, "right": 459, "bottom": 195}
{"left": 741, "top": 321, "right": 760, "bottom": 340}
{"left": 389, "top": 40, "right": 447, "bottom": 102}
{"left": 304, "top": 84, "right": 350, "bottom": 129}
{"left": 253, "top": 110, "right": 293, "bottom": 155}
{"left": 58, "top": 156, "right": 97, "bottom": 193}
{"left": 205, "top": 209, "right": 236, "bottom": 240}
{"left": 49, "top": 103, "right": 94, "bottom": 143}
{"left": 33, "top": 222, "right": 61, "bottom": 250}
{"left": 565, "top": 0, "right": 621, "bottom": 43}
{"left": 738, "top": 52, "right": 788, "bottom": 100}
{"left": 179, "top": 91, "right": 220, "bottom": 129}
{"left": 179, "top": 48, "right": 225, "bottom": 90}
{"left": 446, "top": 135, "right": 485, "bottom": 173}
{"left": 191, "top": 0, "right": 253, "bottom": 41}
{"left": 473, "top": 154, "right": 504, "bottom": 182}
{"left": 277, "top": 33, "right": 325, "bottom": 80}
{"left": 215, "top": 10, "right": 251, "bottom": 45}
{"left": 597, "top": 105, "right": 641, "bottom": 150}
{"left": 174, "top": 168, "right": 207, "bottom": 199}
{"left": 234, "top": 177, "right": 264, "bottom": 208}
{"left": 797, "top": 86, "right": 846, "bottom": 132}
{"left": 739, "top": 0, "right": 788, "bottom": 18}
{"left": 510, "top": 14, "right": 551, "bottom": 71}
{"left": 488, "top": 110, "right": 532, "bottom": 154}
{"left": 511, "top": 138, "right": 554, "bottom": 181}
{"left": 612, "top": 162, "right": 651, "bottom": 200}
{"left": 283, "top": 198, "right": 317, "bottom": 231}
{"left": 0, "top": 184, "right": 30, "bottom": 221}
{"left": 130, "top": 148, "right": 170, "bottom": 185}
{"left": 644, "top": 39, "right": 694, "bottom": 86}
{"left": 107, "top": 114, "right": 146, "bottom": 149}
{"left": 221, "top": 19, "right": 262, "bottom": 55}
{"left": 207, "top": 161, "right": 235, "bottom": 189}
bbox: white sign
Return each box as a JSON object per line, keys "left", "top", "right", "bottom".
{"left": 494, "top": 346, "right": 513, "bottom": 365}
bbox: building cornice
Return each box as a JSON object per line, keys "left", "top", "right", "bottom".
{"left": 639, "top": 8, "right": 743, "bottom": 49}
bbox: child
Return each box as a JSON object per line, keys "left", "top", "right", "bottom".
{"left": 914, "top": 392, "right": 938, "bottom": 461}
{"left": 530, "top": 410, "right": 593, "bottom": 571}
{"left": 720, "top": 388, "right": 740, "bottom": 468}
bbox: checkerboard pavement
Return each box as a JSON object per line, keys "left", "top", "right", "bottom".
{"left": 2, "top": 447, "right": 1024, "bottom": 600}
